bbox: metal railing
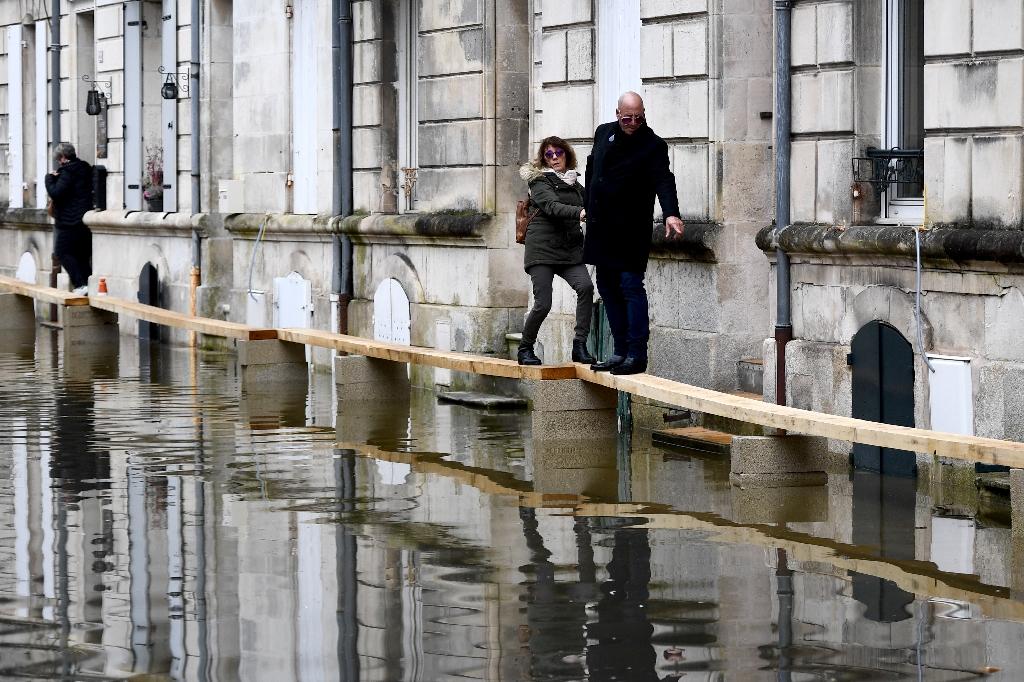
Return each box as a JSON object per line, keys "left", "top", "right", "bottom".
{"left": 852, "top": 147, "right": 924, "bottom": 197}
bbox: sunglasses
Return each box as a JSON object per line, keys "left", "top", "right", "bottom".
{"left": 544, "top": 148, "right": 566, "bottom": 159}
{"left": 618, "top": 114, "right": 645, "bottom": 124}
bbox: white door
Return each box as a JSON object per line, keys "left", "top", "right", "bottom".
{"left": 15, "top": 252, "right": 37, "bottom": 284}
{"left": 161, "top": 0, "right": 177, "bottom": 211}
{"left": 7, "top": 25, "right": 24, "bottom": 209}
{"left": 373, "top": 278, "right": 411, "bottom": 345}
{"left": 273, "top": 271, "right": 313, "bottom": 328}
{"left": 124, "top": 1, "right": 143, "bottom": 210}
{"left": 927, "top": 355, "right": 973, "bottom": 435}
{"left": 397, "top": 0, "right": 418, "bottom": 212}
{"left": 35, "top": 21, "right": 47, "bottom": 208}
{"left": 292, "top": 0, "right": 317, "bottom": 213}
{"left": 597, "top": 0, "right": 641, "bottom": 122}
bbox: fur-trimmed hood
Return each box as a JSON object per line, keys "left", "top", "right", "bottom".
{"left": 519, "top": 162, "right": 545, "bottom": 183}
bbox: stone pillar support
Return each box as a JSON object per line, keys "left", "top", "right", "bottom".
{"left": 0, "top": 293, "right": 36, "bottom": 329}
{"left": 334, "top": 354, "right": 410, "bottom": 403}
{"left": 1011, "top": 469, "right": 1024, "bottom": 538}
{"left": 60, "top": 305, "right": 119, "bottom": 346}
{"left": 730, "top": 435, "right": 838, "bottom": 487}
{"left": 237, "top": 339, "right": 309, "bottom": 390}
{"left": 520, "top": 379, "right": 618, "bottom": 440}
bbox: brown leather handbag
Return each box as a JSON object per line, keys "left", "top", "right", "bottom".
{"left": 515, "top": 197, "right": 539, "bottom": 244}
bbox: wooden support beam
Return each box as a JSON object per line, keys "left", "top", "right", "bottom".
{"left": 278, "top": 327, "right": 577, "bottom": 380}
{"left": 576, "top": 366, "right": 1024, "bottom": 467}
{"left": 0, "top": 274, "right": 89, "bottom": 306}
{"left": 88, "top": 296, "right": 277, "bottom": 340}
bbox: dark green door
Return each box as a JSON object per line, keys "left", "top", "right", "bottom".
{"left": 850, "top": 321, "right": 916, "bottom": 476}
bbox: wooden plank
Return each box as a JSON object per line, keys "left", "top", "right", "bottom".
{"left": 576, "top": 366, "right": 1024, "bottom": 467}
{"left": 88, "top": 296, "right": 276, "bottom": 340}
{"left": 278, "top": 327, "right": 577, "bottom": 380}
{"left": 0, "top": 274, "right": 89, "bottom": 306}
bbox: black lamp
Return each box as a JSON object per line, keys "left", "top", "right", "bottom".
{"left": 81, "top": 75, "right": 112, "bottom": 116}
{"left": 161, "top": 75, "right": 178, "bottom": 100}
{"left": 86, "top": 89, "right": 102, "bottom": 115}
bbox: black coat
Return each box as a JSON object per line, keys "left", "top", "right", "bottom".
{"left": 44, "top": 158, "right": 93, "bottom": 229}
{"left": 583, "top": 122, "right": 680, "bottom": 272}
{"left": 520, "top": 164, "right": 585, "bottom": 270}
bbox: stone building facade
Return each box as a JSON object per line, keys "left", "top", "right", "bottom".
{"left": 0, "top": 0, "right": 775, "bottom": 397}
{"left": 759, "top": 0, "right": 1024, "bottom": 452}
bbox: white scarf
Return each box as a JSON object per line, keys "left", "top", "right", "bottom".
{"left": 545, "top": 169, "right": 578, "bottom": 185}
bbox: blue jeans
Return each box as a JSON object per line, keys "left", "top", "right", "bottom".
{"left": 595, "top": 268, "right": 649, "bottom": 360}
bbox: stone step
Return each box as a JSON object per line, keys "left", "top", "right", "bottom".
{"left": 737, "top": 357, "right": 764, "bottom": 395}
{"left": 505, "top": 332, "right": 522, "bottom": 360}
{"left": 652, "top": 426, "right": 733, "bottom": 455}
{"left": 437, "top": 391, "right": 528, "bottom": 410}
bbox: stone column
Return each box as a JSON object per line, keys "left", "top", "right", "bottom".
{"left": 0, "top": 293, "right": 36, "bottom": 329}
{"left": 237, "top": 339, "right": 309, "bottom": 392}
{"left": 520, "top": 379, "right": 618, "bottom": 440}
{"left": 334, "top": 354, "right": 410, "bottom": 404}
{"left": 59, "top": 305, "right": 119, "bottom": 348}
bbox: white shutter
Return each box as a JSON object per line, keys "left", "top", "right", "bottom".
{"left": 8, "top": 25, "right": 24, "bottom": 208}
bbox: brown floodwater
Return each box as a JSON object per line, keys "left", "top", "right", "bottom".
{"left": 1, "top": 328, "right": 1023, "bottom": 680}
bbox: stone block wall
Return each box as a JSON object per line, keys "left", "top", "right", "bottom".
{"left": 530, "top": 0, "right": 773, "bottom": 389}
{"left": 924, "top": 0, "right": 1024, "bottom": 228}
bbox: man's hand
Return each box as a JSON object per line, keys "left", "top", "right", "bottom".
{"left": 580, "top": 209, "right": 586, "bottom": 222}
{"left": 665, "top": 216, "right": 685, "bottom": 238}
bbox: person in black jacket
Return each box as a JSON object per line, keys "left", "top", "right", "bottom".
{"left": 44, "top": 143, "right": 94, "bottom": 294}
{"left": 584, "top": 92, "right": 685, "bottom": 375}
{"left": 517, "top": 136, "right": 597, "bottom": 366}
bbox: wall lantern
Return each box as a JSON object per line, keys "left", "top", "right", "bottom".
{"left": 158, "top": 66, "right": 190, "bottom": 100}
{"left": 81, "top": 75, "right": 112, "bottom": 116}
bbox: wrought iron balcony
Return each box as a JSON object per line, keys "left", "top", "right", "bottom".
{"left": 852, "top": 147, "right": 924, "bottom": 197}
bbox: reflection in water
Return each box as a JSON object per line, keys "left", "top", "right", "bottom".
{"left": 1, "top": 336, "right": 1024, "bottom": 679}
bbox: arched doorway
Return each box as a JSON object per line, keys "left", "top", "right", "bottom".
{"left": 373, "top": 278, "right": 411, "bottom": 346}
{"left": 138, "top": 262, "right": 160, "bottom": 341}
{"left": 850, "top": 320, "right": 916, "bottom": 476}
{"left": 15, "top": 252, "right": 36, "bottom": 284}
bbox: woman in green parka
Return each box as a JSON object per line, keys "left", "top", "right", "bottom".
{"left": 517, "top": 136, "right": 597, "bottom": 366}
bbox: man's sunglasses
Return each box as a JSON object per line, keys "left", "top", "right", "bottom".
{"left": 618, "top": 114, "right": 645, "bottom": 124}
{"left": 544, "top": 149, "right": 566, "bottom": 159}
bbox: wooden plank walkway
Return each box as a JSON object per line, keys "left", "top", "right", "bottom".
{"left": 5, "top": 275, "right": 1024, "bottom": 465}
{"left": 277, "top": 327, "right": 576, "bottom": 380}
{"left": 0, "top": 274, "right": 89, "bottom": 306}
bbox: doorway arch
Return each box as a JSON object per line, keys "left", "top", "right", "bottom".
{"left": 15, "top": 252, "right": 36, "bottom": 284}
{"left": 373, "top": 278, "right": 411, "bottom": 346}
{"left": 850, "top": 320, "right": 915, "bottom": 476}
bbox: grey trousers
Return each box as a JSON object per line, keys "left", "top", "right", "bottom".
{"left": 522, "top": 263, "right": 594, "bottom": 346}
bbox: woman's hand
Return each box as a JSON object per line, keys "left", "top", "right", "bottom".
{"left": 579, "top": 209, "right": 586, "bottom": 222}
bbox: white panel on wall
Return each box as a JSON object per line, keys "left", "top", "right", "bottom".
{"left": 36, "top": 21, "right": 48, "bottom": 207}
{"left": 930, "top": 515, "right": 975, "bottom": 575}
{"left": 597, "top": 0, "right": 641, "bottom": 122}
{"left": 292, "top": 0, "right": 317, "bottom": 213}
{"left": 273, "top": 271, "right": 313, "bottom": 329}
{"left": 124, "top": 0, "right": 143, "bottom": 210}
{"left": 8, "top": 25, "right": 24, "bottom": 209}
{"left": 373, "top": 278, "right": 411, "bottom": 346}
{"left": 927, "top": 355, "right": 973, "bottom": 435}
{"left": 161, "top": 0, "right": 177, "bottom": 211}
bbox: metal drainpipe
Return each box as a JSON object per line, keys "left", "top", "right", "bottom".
{"left": 49, "top": 0, "right": 61, "bottom": 316}
{"left": 332, "top": 0, "right": 354, "bottom": 334}
{"left": 189, "top": 0, "right": 201, "bottom": 335}
{"left": 774, "top": 0, "right": 793, "bottom": 407}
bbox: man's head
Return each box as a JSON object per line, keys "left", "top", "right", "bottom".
{"left": 53, "top": 142, "right": 77, "bottom": 165}
{"left": 616, "top": 92, "right": 646, "bottom": 135}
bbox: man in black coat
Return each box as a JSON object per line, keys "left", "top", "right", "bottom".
{"left": 44, "top": 142, "right": 94, "bottom": 294}
{"left": 583, "top": 92, "right": 685, "bottom": 375}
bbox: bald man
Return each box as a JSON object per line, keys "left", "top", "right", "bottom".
{"left": 583, "top": 92, "right": 684, "bottom": 375}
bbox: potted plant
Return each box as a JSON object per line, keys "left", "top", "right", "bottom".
{"left": 143, "top": 145, "right": 164, "bottom": 212}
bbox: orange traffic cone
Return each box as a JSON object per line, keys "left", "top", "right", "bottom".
{"left": 97, "top": 277, "right": 108, "bottom": 296}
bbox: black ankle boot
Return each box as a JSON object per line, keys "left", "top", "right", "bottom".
{"left": 571, "top": 339, "right": 597, "bottom": 364}
{"left": 517, "top": 344, "right": 542, "bottom": 366}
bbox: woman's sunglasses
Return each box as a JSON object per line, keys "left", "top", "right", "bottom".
{"left": 544, "top": 149, "right": 566, "bottom": 159}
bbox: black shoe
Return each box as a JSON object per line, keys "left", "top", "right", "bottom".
{"left": 517, "top": 345, "right": 542, "bottom": 366}
{"left": 610, "top": 356, "right": 647, "bottom": 375}
{"left": 571, "top": 339, "right": 597, "bottom": 364}
{"left": 590, "top": 355, "right": 625, "bottom": 372}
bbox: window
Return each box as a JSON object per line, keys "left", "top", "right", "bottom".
{"left": 883, "top": 0, "right": 924, "bottom": 223}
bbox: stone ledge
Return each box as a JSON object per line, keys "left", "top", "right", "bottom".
{"left": 338, "top": 211, "right": 491, "bottom": 242}
{"left": 758, "top": 222, "right": 1024, "bottom": 266}
{"left": 84, "top": 210, "right": 207, "bottom": 237}
{"left": 225, "top": 212, "right": 333, "bottom": 238}
{"left": 650, "top": 220, "right": 720, "bottom": 262}
{"left": 0, "top": 207, "right": 52, "bottom": 229}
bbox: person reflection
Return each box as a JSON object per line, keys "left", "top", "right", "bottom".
{"left": 587, "top": 527, "right": 665, "bottom": 681}
{"left": 51, "top": 380, "right": 108, "bottom": 498}
{"left": 851, "top": 471, "right": 916, "bottom": 622}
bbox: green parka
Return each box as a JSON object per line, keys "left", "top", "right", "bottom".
{"left": 519, "top": 163, "right": 586, "bottom": 271}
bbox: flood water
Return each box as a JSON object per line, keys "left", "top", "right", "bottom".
{"left": 2, "top": 329, "right": 1024, "bottom": 680}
